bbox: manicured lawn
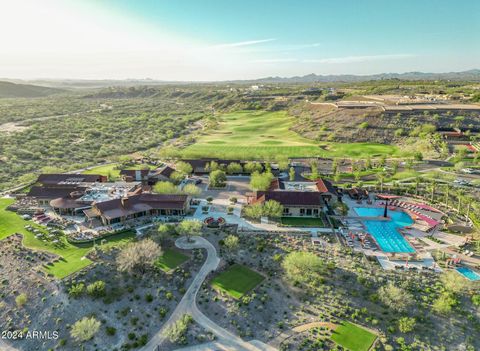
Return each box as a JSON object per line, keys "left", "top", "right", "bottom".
{"left": 211, "top": 264, "right": 264, "bottom": 299}
{"left": 281, "top": 217, "right": 326, "bottom": 227}
{"left": 0, "top": 198, "right": 135, "bottom": 279}
{"left": 181, "top": 111, "right": 405, "bottom": 159}
{"left": 154, "top": 248, "right": 189, "bottom": 272}
{"left": 422, "top": 170, "right": 456, "bottom": 182}
{"left": 82, "top": 163, "right": 121, "bottom": 180}
{"left": 45, "top": 230, "right": 136, "bottom": 279}
{"left": 330, "top": 321, "right": 377, "bottom": 351}
{"left": 390, "top": 170, "right": 419, "bottom": 180}
{"left": 83, "top": 163, "right": 157, "bottom": 181}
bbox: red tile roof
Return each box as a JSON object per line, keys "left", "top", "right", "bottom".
{"left": 252, "top": 191, "right": 325, "bottom": 207}
{"left": 93, "top": 193, "right": 188, "bottom": 220}
{"left": 315, "top": 179, "right": 337, "bottom": 195}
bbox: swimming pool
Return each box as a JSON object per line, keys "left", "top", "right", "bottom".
{"left": 456, "top": 267, "right": 480, "bottom": 281}
{"left": 354, "top": 207, "right": 415, "bottom": 253}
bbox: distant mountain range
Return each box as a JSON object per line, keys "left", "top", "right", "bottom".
{"left": 1, "top": 69, "right": 479, "bottom": 91}
{"left": 250, "top": 69, "right": 480, "bottom": 83}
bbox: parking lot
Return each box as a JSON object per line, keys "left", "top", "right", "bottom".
{"left": 198, "top": 176, "right": 251, "bottom": 201}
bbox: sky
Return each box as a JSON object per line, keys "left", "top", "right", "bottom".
{"left": 0, "top": 0, "right": 479, "bottom": 81}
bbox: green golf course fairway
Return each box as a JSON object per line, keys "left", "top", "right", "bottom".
{"left": 182, "top": 110, "right": 403, "bottom": 159}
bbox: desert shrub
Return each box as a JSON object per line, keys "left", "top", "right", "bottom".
{"left": 86, "top": 281, "right": 106, "bottom": 298}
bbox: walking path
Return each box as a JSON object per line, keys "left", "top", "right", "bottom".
{"left": 270, "top": 321, "right": 337, "bottom": 348}
{"left": 140, "top": 236, "right": 277, "bottom": 351}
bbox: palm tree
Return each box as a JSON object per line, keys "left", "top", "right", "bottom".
{"left": 456, "top": 189, "right": 464, "bottom": 212}
{"left": 414, "top": 176, "right": 421, "bottom": 196}
{"left": 466, "top": 200, "right": 471, "bottom": 220}
{"left": 444, "top": 184, "right": 450, "bottom": 207}
{"left": 354, "top": 171, "right": 361, "bottom": 182}
{"left": 430, "top": 179, "right": 437, "bottom": 202}
{"left": 393, "top": 181, "right": 400, "bottom": 194}
{"left": 376, "top": 172, "right": 386, "bottom": 192}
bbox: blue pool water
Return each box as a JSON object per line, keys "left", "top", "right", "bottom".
{"left": 354, "top": 207, "right": 415, "bottom": 253}
{"left": 456, "top": 267, "right": 480, "bottom": 281}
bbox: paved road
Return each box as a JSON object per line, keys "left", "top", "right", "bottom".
{"left": 140, "top": 236, "right": 276, "bottom": 351}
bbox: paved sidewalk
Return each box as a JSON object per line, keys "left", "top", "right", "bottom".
{"left": 188, "top": 199, "right": 329, "bottom": 236}
{"left": 140, "top": 236, "right": 277, "bottom": 351}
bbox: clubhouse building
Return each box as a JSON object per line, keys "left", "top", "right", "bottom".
{"left": 26, "top": 173, "right": 190, "bottom": 225}
{"left": 84, "top": 194, "right": 190, "bottom": 226}
{"left": 248, "top": 178, "right": 339, "bottom": 217}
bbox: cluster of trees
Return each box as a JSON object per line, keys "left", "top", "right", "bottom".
{"left": 379, "top": 175, "right": 480, "bottom": 236}
{"left": 205, "top": 160, "right": 265, "bottom": 174}
{"left": 209, "top": 169, "right": 227, "bottom": 187}
{"left": 176, "top": 220, "right": 203, "bottom": 242}
{"left": 249, "top": 171, "right": 274, "bottom": 191}
{"left": 378, "top": 282, "right": 413, "bottom": 312}
{"left": 153, "top": 181, "right": 201, "bottom": 197}
{"left": 169, "top": 161, "right": 193, "bottom": 183}
{"left": 116, "top": 220, "right": 203, "bottom": 275}
{"left": 205, "top": 160, "right": 273, "bottom": 188}
{"left": 156, "top": 220, "right": 203, "bottom": 243}
{"left": 377, "top": 271, "right": 474, "bottom": 332}
{"left": 68, "top": 280, "right": 106, "bottom": 298}
{"left": 243, "top": 200, "right": 283, "bottom": 220}
{"left": 432, "top": 271, "right": 470, "bottom": 315}
{"left": 282, "top": 251, "right": 326, "bottom": 286}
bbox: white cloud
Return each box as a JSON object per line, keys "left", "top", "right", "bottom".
{"left": 0, "top": 1, "right": 424, "bottom": 80}
{"left": 0, "top": 0, "right": 261, "bottom": 80}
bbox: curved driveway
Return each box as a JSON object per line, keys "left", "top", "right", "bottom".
{"left": 140, "top": 236, "right": 275, "bottom": 351}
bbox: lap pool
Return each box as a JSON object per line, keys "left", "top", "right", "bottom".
{"left": 456, "top": 267, "right": 480, "bottom": 281}
{"left": 354, "top": 207, "right": 415, "bottom": 253}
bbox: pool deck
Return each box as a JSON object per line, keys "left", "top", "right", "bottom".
{"left": 376, "top": 251, "right": 442, "bottom": 272}
{"left": 341, "top": 196, "right": 447, "bottom": 270}
{"left": 332, "top": 215, "right": 390, "bottom": 221}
